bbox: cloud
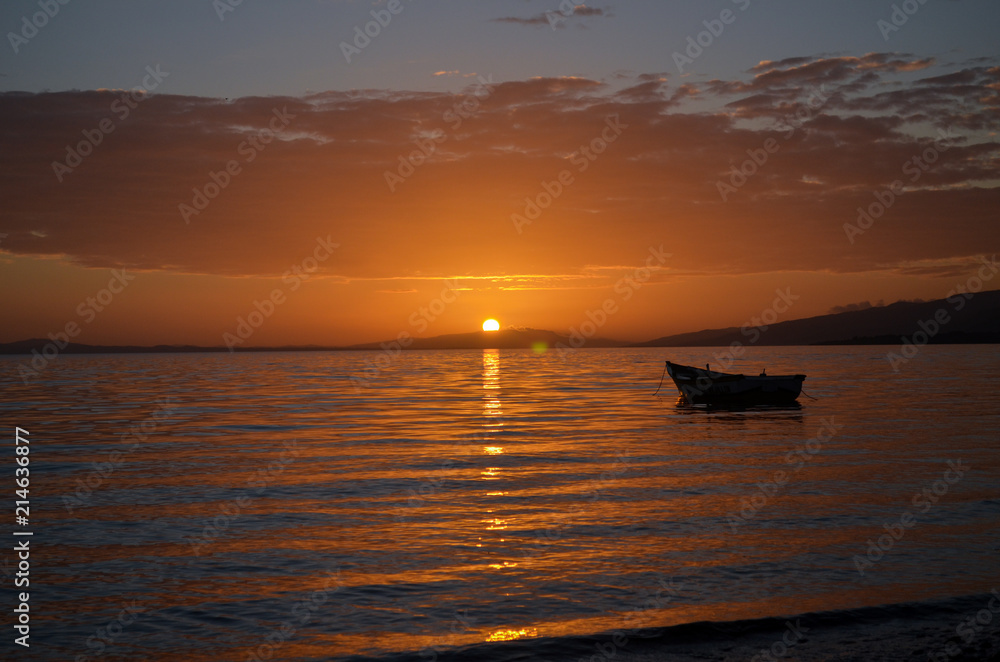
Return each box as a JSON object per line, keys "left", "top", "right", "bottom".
{"left": 0, "top": 55, "right": 997, "bottom": 287}
{"left": 492, "top": 4, "right": 609, "bottom": 29}
{"left": 713, "top": 53, "right": 936, "bottom": 98}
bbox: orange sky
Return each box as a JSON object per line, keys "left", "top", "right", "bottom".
{"left": 2, "top": 56, "right": 999, "bottom": 346}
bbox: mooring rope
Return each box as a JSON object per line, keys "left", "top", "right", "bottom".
{"left": 801, "top": 387, "right": 818, "bottom": 400}
{"left": 652, "top": 362, "right": 668, "bottom": 396}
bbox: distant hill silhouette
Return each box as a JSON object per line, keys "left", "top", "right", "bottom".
{"left": 0, "top": 327, "right": 623, "bottom": 355}
{"left": 348, "top": 327, "right": 625, "bottom": 350}
{"left": 0, "top": 340, "right": 331, "bottom": 355}
{"left": 1, "top": 290, "right": 997, "bottom": 354}
{"left": 637, "top": 289, "right": 1000, "bottom": 347}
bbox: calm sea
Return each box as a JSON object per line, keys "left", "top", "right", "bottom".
{"left": 2, "top": 346, "right": 999, "bottom": 661}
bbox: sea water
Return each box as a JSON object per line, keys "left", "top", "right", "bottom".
{"left": 1, "top": 345, "right": 998, "bottom": 660}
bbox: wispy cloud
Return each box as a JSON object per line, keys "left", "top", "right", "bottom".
{"left": 492, "top": 4, "right": 609, "bottom": 29}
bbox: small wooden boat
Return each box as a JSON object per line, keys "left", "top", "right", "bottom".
{"left": 662, "top": 360, "right": 805, "bottom": 405}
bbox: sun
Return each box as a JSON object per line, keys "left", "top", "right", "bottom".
{"left": 482, "top": 319, "right": 500, "bottom": 332}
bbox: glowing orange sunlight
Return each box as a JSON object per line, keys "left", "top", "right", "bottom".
{"left": 482, "top": 319, "right": 500, "bottom": 332}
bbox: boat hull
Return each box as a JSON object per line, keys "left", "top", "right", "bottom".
{"left": 665, "top": 361, "right": 805, "bottom": 405}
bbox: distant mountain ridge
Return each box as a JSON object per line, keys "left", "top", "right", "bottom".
{"left": 637, "top": 289, "right": 1000, "bottom": 347}
{"left": 0, "top": 340, "right": 332, "bottom": 355}
{"left": 346, "top": 327, "right": 625, "bottom": 350}
{"left": 1, "top": 290, "right": 997, "bottom": 355}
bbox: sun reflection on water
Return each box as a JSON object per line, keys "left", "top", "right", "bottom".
{"left": 482, "top": 349, "right": 503, "bottom": 432}
{"left": 486, "top": 627, "right": 539, "bottom": 642}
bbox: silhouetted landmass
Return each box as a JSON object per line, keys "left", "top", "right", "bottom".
{"left": 347, "top": 327, "right": 625, "bottom": 350}
{"left": 815, "top": 331, "right": 1000, "bottom": 345}
{"left": 0, "top": 340, "right": 335, "bottom": 355}
{"left": 0, "top": 328, "right": 622, "bottom": 355}
{"left": 1, "top": 290, "right": 997, "bottom": 354}
{"left": 637, "top": 289, "right": 1000, "bottom": 347}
